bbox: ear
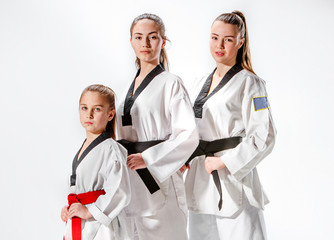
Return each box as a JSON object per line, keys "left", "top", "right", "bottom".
{"left": 108, "top": 109, "right": 116, "bottom": 121}
{"left": 161, "top": 38, "right": 167, "bottom": 49}
{"left": 238, "top": 38, "right": 245, "bottom": 49}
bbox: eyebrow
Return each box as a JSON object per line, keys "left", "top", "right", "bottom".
{"left": 79, "top": 104, "right": 105, "bottom": 107}
{"left": 133, "top": 31, "right": 158, "bottom": 35}
{"left": 211, "top": 33, "right": 236, "bottom": 38}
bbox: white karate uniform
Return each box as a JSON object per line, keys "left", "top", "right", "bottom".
{"left": 185, "top": 69, "right": 276, "bottom": 240}
{"left": 64, "top": 137, "right": 131, "bottom": 240}
{"left": 117, "top": 71, "right": 199, "bottom": 240}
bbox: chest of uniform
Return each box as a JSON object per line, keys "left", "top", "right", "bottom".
{"left": 75, "top": 148, "right": 107, "bottom": 181}
{"left": 201, "top": 81, "right": 243, "bottom": 117}
{"left": 129, "top": 82, "right": 171, "bottom": 118}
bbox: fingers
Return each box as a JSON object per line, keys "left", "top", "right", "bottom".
{"left": 68, "top": 203, "right": 82, "bottom": 219}
{"left": 127, "top": 154, "right": 137, "bottom": 170}
{"left": 127, "top": 153, "right": 140, "bottom": 161}
{"left": 204, "top": 161, "right": 212, "bottom": 174}
{"left": 128, "top": 164, "right": 136, "bottom": 170}
{"left": 127, "top": 153, "right": 146, "bottom": 170}
{"left": 126, "top": 154, "right": 135, "bottom": 161}
{"left": 179, "top": 165, "right": 190, "bottom": 173}
{"left": 61, "top": 206, "right": 69, "bottom": 222}
{"left": 67, "top": 203, "right": 92, "bottom": 220}
{"left": 205, "top": 156, "right": 226, "bottom": 174}
{"left": 204, "top": 158, "right": 213, "bottom": 174}
{"left": 128, "top": 161, "right": 144, "bottom": 170}
{"left": 127, "top": 158, "right": 137, "bottom": 171}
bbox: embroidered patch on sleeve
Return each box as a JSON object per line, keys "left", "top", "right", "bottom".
{"left": 253, "top": 97, "right": 268, "bottom": 111}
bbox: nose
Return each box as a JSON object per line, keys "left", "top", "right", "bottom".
{"left": 88, "top": 109, "right": 94, "bottom": 119}
{"left": 217, "top": 39, "right": 224, "bottom": 49}
{"left": 145, "top": 37, "right": 151, "bottom": 47}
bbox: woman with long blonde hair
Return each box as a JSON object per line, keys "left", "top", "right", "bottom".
{"left": 184, "top": 11, "right": 276, "bottom": 240}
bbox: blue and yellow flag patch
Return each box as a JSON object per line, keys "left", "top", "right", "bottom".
{"left": 253, "top": 97, "right": 268, "bottom": 111}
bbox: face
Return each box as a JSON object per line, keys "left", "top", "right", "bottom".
{"left": 210, "top": 21, "right": 245, "bottom": 66}
{"left": 130, "top": 19, "right": 166, "bottom": 66}
{"left": 79, "top": 91, "right": 115, "bottom": 136}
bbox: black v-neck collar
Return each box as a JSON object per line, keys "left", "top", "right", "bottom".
{"left": 193, "top": 64, "right": 243, "bottom": 118}
{"left": 70, "top": 131, "right": 111, "bottom": 186}
{"left": 122, "top": 64, "right": 165, "bottom": 126}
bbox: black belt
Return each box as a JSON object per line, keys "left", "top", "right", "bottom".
{"left": 186, "top": 136, "right": 242, "bottom": 210}
{"left": 117, "top": 139, "right": 164, "bottom": 194}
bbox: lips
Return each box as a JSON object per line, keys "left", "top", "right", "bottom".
{"left": 215, "top": 51, "right": 224, "bottom": 56}
{"left": 85, "top": 122, "right": 93, "bottom": 125}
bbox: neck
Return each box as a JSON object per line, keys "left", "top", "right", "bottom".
{"left": 215, "top": 61, "right": 236, "bottom": 78}
{"left": 85, "top": 131, "right": 102, "bottom": 144}
{"left": 139, "top": 61, "right": 159, "bottom": 78}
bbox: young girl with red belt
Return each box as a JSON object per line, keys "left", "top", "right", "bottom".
{"left": 61, "top": 84, "right": 131, "bottom": 240}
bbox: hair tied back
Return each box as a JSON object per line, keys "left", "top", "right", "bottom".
{"left": 232, "top": 11, "right": 246, "bottom": 23}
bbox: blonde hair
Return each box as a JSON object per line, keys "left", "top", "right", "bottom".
{"left": 130, "top": 13, "right": 169, "bottom": 70}
{"left": 80, "top": 84, "right": 116, "bottom": 139}
{"left": 214, "top": 11, "right": 255, "bottom": 75}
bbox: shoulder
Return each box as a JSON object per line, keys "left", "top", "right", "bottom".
{"left": 234, "top": 70, "right": 270, "bottom": 105}
{"left": 236, "top": 70, "right": 267, "bottom": 93}
{"left": 159, "top": 71, "right": 184, "bottom": 86}
{"left": 238, "top": 70, "right": 266, "bottom": 86}
{"left": 159, "top": 71, "right": 189, "bottom": 97}
{"left": 99, "top": 138, "right": 127, "bottom": 164}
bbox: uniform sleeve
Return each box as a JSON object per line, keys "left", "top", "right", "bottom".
{"left": 222, "top": 75, "right": 276, "bottom": 181}
{"left": 87, "top": 144, "right": 131, "bottom": 226}
{"left": 142, "top": 79, "right": 199, "bottom": 182}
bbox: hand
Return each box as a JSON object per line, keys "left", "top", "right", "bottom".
{"left": 127, "top": 153, "right": 146, "bottom": 170}
{"left": 179, "top": 164, "right": 190, "bottom": 173}
{"left": 204, "top": 156, "right": 226, "bottom": 174}
{"left": 68, "top": 203, "right": 92, "bottom": 220}
{"left": 61, "top": 205, "right": 69, "bottom": 222}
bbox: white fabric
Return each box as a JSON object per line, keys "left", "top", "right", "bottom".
{"left": 116, "top": 71, "right": 198, "bottom": 238}
{"left": 64, "top": 138, "right": 131, "bottom": 240}
{"left": 189, "top": 194, "right": 267, "bottom": 240}
{"left": 185, "top": 69, "right": 276, "bottom": 217}
{"left": 128, "top": 180, "right": 188, "bottom": 240}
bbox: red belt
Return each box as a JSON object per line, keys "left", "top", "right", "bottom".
{"left": 66, "top": 190, "right": 106, "bottom": 240}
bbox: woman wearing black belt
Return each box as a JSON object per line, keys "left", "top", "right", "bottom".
{"left": 116, "top": 13, "right": 198, "bottom": 240}
{"left": 184, "top": 11, "right": 276, "bottom": 240}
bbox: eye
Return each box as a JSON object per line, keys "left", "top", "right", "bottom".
{"left": 94, "top": 107, "right": 101, "bottom": 112}
{"left": 225, "top": 38, "right": 233, "bottom": 43}
{"left": 135, "top": 36, "right": 142, "bottom": 40}
{"left": 150, "top": 35, "right": 157, "bottom": 40}
{"left": 211, "top": 36, "right": 218, "bottom": 40}
{"left": 81, "top": 106, "right": 88, "bottom": 111}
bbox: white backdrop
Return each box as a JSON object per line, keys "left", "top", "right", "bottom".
{"left": 1, "top": 0, "right": 333, "bottom": 239}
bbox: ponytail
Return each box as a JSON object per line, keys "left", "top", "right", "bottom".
{"left": 214, "top": 11, "right": 255, "bottom": 75}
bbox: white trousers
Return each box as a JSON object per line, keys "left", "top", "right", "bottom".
{"left": 189, "top": 196, "right": 267, "bottom": 240}
{"left": 127, "top": 181, "right": 188, "bottom": 240}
